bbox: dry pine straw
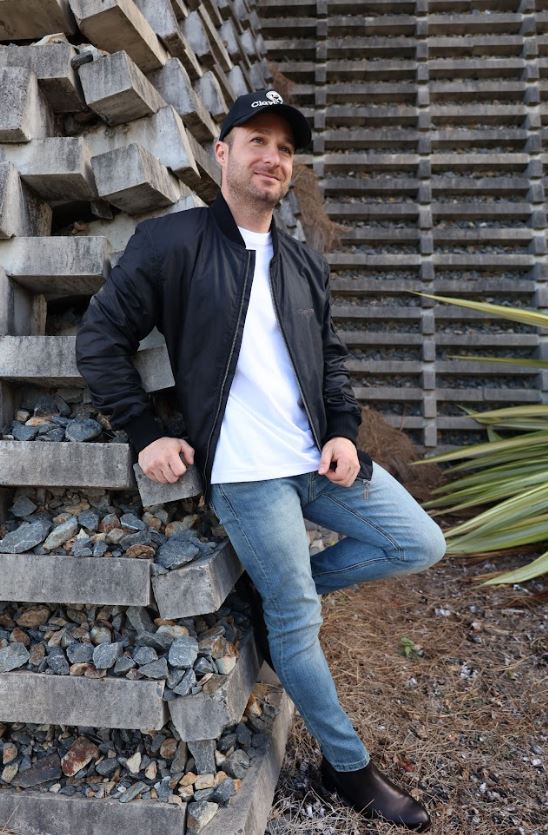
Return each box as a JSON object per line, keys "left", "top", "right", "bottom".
{"left": 266, "top": 552, "right": 547, "bottom": 835}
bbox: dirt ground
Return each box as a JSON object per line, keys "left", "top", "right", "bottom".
{"left": 266, "top": 550, "right": 547, "bottom": 835}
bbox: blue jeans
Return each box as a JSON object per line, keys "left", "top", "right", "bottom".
{"left": 209, "top": 461, "right": 446, "bottom": 771}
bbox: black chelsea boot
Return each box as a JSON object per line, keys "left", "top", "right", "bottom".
{"left": 320, "top": 756, "right": 431, "bottom": 831}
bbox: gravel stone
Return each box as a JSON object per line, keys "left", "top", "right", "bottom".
{"left": 133, "top": 646, "right": 158, "bottom": 666}
{"left": 10, "top": 496, "right": 37, "bottom": 518}
{"left": 168, "top": 636, "right": 199, "bottom": 668}
{"left": 139, "top": 658, "right": 169, "bottom": 679}
{"left": 66, "top": 642, "right": 93, "bottom": 664}
{"left": 93, "top": 642, "right": 123, "bottom": 669}
{"left": 0, "top": 520, "right": 51, "bottom": 553}
{"left": 156, "top": 538, "right": 200, "bottom": 570}
{"left": 187, "top": 740, "right": 216, "bottom": 775}
{"left": 43, "top": 517, "right": 78, "bottom": 551}
{"left": 0, "top": 642, "right": 30, "bottom": 672}
{"left": 65, "top": 418, "right": 102, "bottom": 442}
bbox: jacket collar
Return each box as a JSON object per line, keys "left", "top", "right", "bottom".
{"left": 210, "top": 191, "right": 280, "bottom": 256}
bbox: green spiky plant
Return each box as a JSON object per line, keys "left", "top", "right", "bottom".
{"left": 415, "top": 293, "right": 548, "bottom": 586}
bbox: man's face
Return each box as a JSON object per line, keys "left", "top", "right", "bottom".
{"left": 215, "top": 112, "right": 295, "bottom": 208}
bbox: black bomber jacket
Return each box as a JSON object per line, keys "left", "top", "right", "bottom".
{"left": 75, "top": 192, "right": 373, "bottom": 501}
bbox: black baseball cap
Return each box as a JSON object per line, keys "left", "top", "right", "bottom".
{"left": 218, "top": 89, "right": 312, "bottom": 150}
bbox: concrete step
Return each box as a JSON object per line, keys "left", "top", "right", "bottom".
{"left": 325, "top": 36, "right": 418, "bottom": 59}
{"left": 198, "top": 5, "right": 233, "bottom": 72}
{"left": 0, "top": 441, "right": 134, "bottom": 489}
{"left": 0, "top": 42, "right": 84, "bottom": 113}
{"left": 183, "top": 133, "right": 221, "bottom": 202}
{"left": 0, "top": 672, "right": 167, "bottom": 729}
{"left": 68, "top": 0, "right": 168, "bottom": 73}
{"left": 323, "top": 128, "right": 419, "bottom": 150}
{"left": 92, "top": 143, "right": 182, "bottom": 214}
{"left": 327, "top": 200, "right": 419, "bottom": 220}
{"left": 427, "top": 36, "right": 523, "bottom": 57}
{"left": 149, "top": 58, "right": 218, "bottom": 142}
{"left": 326, "top": 57, "right": 417, "bottom": 81}
{"left": 329, "top": 13, "right": 417, "bottom": 36}
{"left": 0, "top": 553, "right": 151, "bottom": 606}
{"left": 168, "top": 629, "right": 261, "bottom": 740}
{"left": 0, "top": 682, "right": 294, "bottom": 835}
{"left": 0, "top": 162, "right": 52, "bottom": 239}
{"left": 0, "top": 235, "right": 109, "bottom": 299}
{"left": 429, "top": 80, "right": 527, "bottom": 102}
{"left": 153, "top": 540, "right": 243, "bottom": 620}
{"left": 85, "top": 105, "right": 199, "bottom": 188}
{"left": 0, "top": 137, "right": 96, "bottom": 202}
{"left": 0, "top": 334, "right": 175, "bottom": 392}
{"left": 427, "top": 13, "right": 523, "bottom": 35}
{"left": 428, "top": 57, "right": 525, "bottom": 79}
{"left": 325, "top": 81, "right": 417, "bottom": 104}
{"left": 0, "top": 67, "right": 54, "bottom": 143}
{"left": 78, "top": 50, "right": 166, "bottom": 126}
{"left": 0, "top": 0, "right": 77, "bottom": 40}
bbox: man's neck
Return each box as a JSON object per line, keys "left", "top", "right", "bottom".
{"left": 221, "top": 190, "right": 273, "bottom": 233}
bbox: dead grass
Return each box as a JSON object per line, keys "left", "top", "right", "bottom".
{"left": 267, "top": 552, "right": 546, "bottom": 834}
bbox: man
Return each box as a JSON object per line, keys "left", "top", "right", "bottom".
{"left": 76, "top": 90, "right": 445, "bottom": 831}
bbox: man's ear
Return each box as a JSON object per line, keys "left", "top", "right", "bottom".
{"left": 214, "top": 140, "right": 227, "bottom": 167}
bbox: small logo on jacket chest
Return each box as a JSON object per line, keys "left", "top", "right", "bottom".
{"left": 298, "top": 307, "right": 314, "bottom": 317}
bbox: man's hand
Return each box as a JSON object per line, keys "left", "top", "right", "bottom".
{"left": 138, "top": 437, "right": 195, "bottom": 484}
{"left": 318, "top": 437, "right": 360, "bottom": 487}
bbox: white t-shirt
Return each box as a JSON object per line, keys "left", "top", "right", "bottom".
{"left": 210, "top": 226, "right": 321, "bottom": 483}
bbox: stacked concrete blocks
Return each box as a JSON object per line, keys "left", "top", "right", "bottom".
{"left": 260, "top": 0, "right": 548, "bottom": 449}
{"left": 0, "top": 0, "right": 298, "bottom": 831}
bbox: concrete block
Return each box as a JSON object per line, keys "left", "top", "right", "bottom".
{"left": 194, "top": 70, "right": 228, "bottom": 120}
{"left": 0, "top": 672, "right": 166, "bottom": 729}
{"left": 85, "top": 105, "right": 199, "bottom": 185}
{"left": 0, "top": 441, "right": 134, "bottom": 489}
{"left": 183, "top": 10, "right": 216, "bottom": 68}
{"left": 86, "top": 189, "right": 205, "bottom": 251}
{"left": 134, "top": 461, "right": 202, "bottom": 506}
{"left": 68, "top": 0, "right": 168, "bottom": 73}
{"left": 0, "top": 333, "right": 174, "bottom": 390}
{"left": 0, "top": 793, "right": 185, "bottom": 835}
{"left": 92, "top": 143, "right": 181, "bottom": 214}
{"left": 0, "top": 0, "right": 76, "bottom": 40}
{"left": 0, "top": 553, "right": 151, "bottom": 605}
{"left": 227, "top": 64, "right": 250, "bottom": 99}
{"left": 0, "top": 42, "right": 84, "bottom": 113}
{"left": 149, "top": 58, "right": 217, "bottom": 141}
{"left": 0, "top": 67, "right": 54, "bottom": 143}
{"left": 169, "top": 629, "right": 261, "bottom": 740}
{"left": 78, "top": 50, "right": 166, "bottom": 126}
{"left": 0, "top": 682, "right": 293, "bottom": 835}
{"left": 0, "top": 235, "right": 109, "bottom": 299}
{"left": 0, "top": 137, "right": 96, "bottom": 202}
{"left": 132, "top": 0, "right": 203, "bottom": 80}
{"left": 153, "top": 540, "right": 243, "bottom": 619}
{"left": 0, "top": 162, "right": 52, "bottom": 239}
{"left": 199, "top": 6, "right": 233, "bottom": 72}
{"left": 209, "top": 684, "right": 294, "bottom": 835}
{"left": 0, "top": 269, "right": 43, "bottom": 337}
{"left": 183, "top": 134, "right": 220, "bottom": 201}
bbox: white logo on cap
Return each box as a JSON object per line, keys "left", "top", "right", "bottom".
{"left": 266, "top": 90, "right": 283, "bottom": 104}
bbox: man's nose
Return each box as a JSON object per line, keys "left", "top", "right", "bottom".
{"left": 262, "top": 144, "right": 281, "bottom": 165}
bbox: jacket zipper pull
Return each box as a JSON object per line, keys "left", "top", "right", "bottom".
{"left": 362, "top": 478, "right": 370, "bottom": 500}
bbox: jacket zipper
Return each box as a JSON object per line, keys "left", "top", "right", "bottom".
{"left": 267, "top": 260, "right": 322, "bottom": 453}
{"left": 202, "top": 250, "right": 253, "bottom": 496}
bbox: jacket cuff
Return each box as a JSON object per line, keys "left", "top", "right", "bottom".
{"left": 123, "top": 410, "right": 165, "bottom": 454}
{"left": 322, "top": 413, "right": 360, "bottom": 447}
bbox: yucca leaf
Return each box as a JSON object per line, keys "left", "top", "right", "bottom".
{"left": 448, "top": 355, "right": 548, "bottom": 369}
{"left": 480, "top": 551, "right": 548, "bottom": 585}
{"left": 415, "top": 292, "right": 548, "bottom": 328}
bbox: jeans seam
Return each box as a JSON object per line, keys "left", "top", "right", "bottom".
{"left": 316, "top": 493, "right": 407, "bottom": 562}
{"left": 313, "top": 555, "right": 390, "bottom": 577}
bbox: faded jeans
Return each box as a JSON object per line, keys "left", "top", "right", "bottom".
{"left": 209, "top": 461, "right": 446, "bottom": 770}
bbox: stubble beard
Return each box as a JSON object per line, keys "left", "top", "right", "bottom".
{"left": 226, "top": 165, "right": 289, "bottom": 213}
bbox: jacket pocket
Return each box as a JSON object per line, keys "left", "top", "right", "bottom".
{"left": 357, "top": 447, "right": 373, "bottom": 481}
